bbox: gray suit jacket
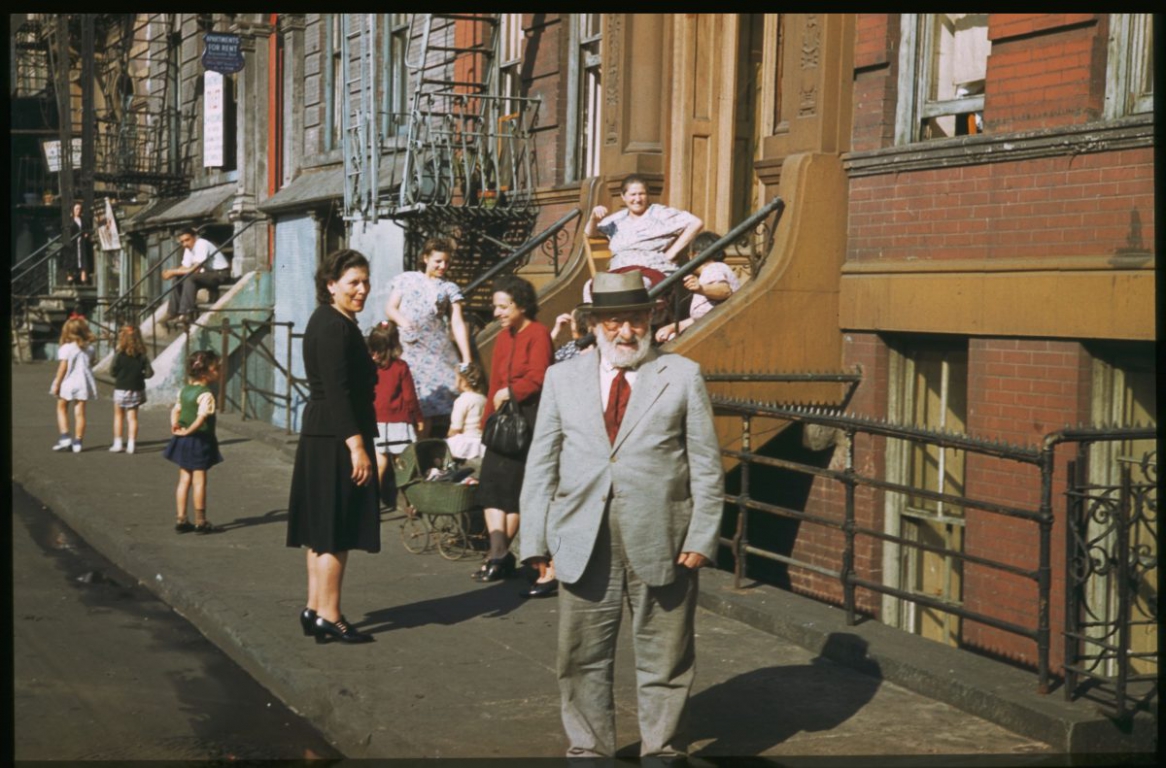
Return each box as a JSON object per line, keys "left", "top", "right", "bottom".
{"left": 519, "top": 348, "right": 725, "bottom": 587}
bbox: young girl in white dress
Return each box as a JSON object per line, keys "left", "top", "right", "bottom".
{"left": 49, "top": 315, "right": 98, "bottom": 453}
{"left": 445, "top": 362, "right": 487, "bottom": 461}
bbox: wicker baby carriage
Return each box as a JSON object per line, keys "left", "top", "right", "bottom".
{"left": 394, "top": 439, "right": 482, "bottom": 559}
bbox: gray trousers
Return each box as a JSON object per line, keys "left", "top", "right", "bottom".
{"left": 168, "top": 269, "right": 230, "bottom": 318}
{"left": 557, "top": 506, "right": 698, "bottom": 758}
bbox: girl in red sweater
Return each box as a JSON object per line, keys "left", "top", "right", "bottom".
{"left": 368, "top": 321, "right": 424, "bottom": 507}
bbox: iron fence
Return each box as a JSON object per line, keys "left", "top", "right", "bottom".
{"left": 710, "top": 392, "right": 1157, "bottom": 714}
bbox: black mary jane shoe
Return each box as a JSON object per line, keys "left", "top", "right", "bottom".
{"left": 472, "top": 552, "right": 516, "bottom": 583}
{"left": 300, "top": 608, "right": 318, "bottom": 637}
{"left": 314, "top": 615, "right": 374, "bottom": 644}
{"left": 519, "top": 579, "right": 559, "bottom": 599}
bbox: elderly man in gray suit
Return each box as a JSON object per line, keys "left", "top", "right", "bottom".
{"left": 520, "top": 270, "right": 725, "bottom": 759}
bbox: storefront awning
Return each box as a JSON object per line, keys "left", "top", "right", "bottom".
{"left": 124, "top": 183, "right": 237, "bottom": 232}
{"left": 258, "top": 156, "right": 402, "bottom": 215}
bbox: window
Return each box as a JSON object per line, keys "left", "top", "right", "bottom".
{"left": 895, "top": 13, "right": 990, "bottom": 144}
{"left": 382, "top": 14, "right": 410, "bottom": 138}
{"left": 1104, "top": 14, "right": 1154, "bottom": 119}
{"left": 566, "top": 14, "right": 603, "bottom": 182}
{"left": 324, "top": 14, "right": 344, "bottom": 151}
{"left": 497, "top": 13, "right": 523, "bottom": 117}
{"left": 884, "top": 337, "right": 969, "bottom": 645}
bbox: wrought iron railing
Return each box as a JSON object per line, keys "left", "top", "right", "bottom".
{"left": 1057, "top": 430, "right": 1157, "bottom": 720}
{"left": 709, "top": 393, "right": 1157, "bottom": 711}
{"left": 648, "top": 197, "right": 785, "bottom": 334}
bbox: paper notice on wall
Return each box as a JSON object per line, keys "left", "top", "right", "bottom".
{"left": 96, "top": 197, "right": 122, "bottom": 252}
{"left": 204, "top": 71, "right": 224, "bottom": 168}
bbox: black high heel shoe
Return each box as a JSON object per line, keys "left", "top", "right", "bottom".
{"left": 300, "top": 608, "right": 317, "bottom": 637}
{"left": 314, "top": 615, "right": 374, "bottom": 644}
{"left": 472, "top": 552, "right": 516, "bottom": 582}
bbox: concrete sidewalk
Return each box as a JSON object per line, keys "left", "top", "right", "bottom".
{"left": 9, "top": 360, "right": 1152, "bottom": 759}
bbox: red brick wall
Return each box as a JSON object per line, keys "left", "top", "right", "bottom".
{"left": 847, "top": 148, "right": 1155, "bottom": 263}
{"left": 985, "top": 14, "right": 1106, "bottom": 133}
{"left": 851, "top": 14, "right": 899, "bottom": 153}
{"left": 962, "top": 338, "right": 1090, "bottom": 669}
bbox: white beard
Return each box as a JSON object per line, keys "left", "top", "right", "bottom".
{"left": 596, "top": 328, "right": 651, "bottom": 369}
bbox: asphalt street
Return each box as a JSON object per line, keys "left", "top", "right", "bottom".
{"left": 12, "top": 482, "right": 342, "bottom": 762}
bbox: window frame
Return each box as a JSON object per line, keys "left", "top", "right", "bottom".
{"left": 882, "top": 336, "right": 969, "bottom": 643}
{"left": 565, "top": 14, "right": 603, "bottom": 182}
{"left": 1104, "top": 13, "right": 1154, "bottom": 119}
{"left": 895, "top": 13, "right": 989, "bottom": 145}
{"left": 381, "top": 13, "right": 410, "bottom": 140}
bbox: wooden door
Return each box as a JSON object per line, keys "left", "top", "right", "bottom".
{"left": 669, "top": 14, "right": 736, "bottom": 233}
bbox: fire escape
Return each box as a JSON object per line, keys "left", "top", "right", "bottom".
{"left": 11, "top": 14, "right": 188, "bottom": 354}
{"left": 340, "top": 14, "right": 543, "bottom": 318}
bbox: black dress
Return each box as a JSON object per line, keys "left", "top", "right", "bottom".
{"left": 69, "top": 217, "right": 92, "bottom": 281}
{"left": 286, "top": 305, "right": 384, "bottom": 554}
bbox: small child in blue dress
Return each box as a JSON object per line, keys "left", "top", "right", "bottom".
{"left": 163, "top": 350, "right": 225, "bottom": 534}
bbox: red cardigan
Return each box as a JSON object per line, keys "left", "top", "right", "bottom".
{"left": 483, "top": 320, "right": 554, "bottom": 421}
{"left": 374, "top": 358, "right": 423, "bottom": 424}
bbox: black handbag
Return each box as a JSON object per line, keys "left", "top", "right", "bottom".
{"left": 481, "top": 341, "right": 532, "bottom": 457}
{"left": 482, "top": 398, "right": 531, "bottom": 457}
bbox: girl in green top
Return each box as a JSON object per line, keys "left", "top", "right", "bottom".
{"left": 162, "top": 350, "right": 224, "bottom": 534}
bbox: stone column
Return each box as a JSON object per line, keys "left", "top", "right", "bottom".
{"left": 228, "top": 15, "right": 273, "bottom": 275}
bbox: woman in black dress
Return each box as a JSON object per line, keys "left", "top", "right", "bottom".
{"left": 68, "top": 201, "right": 93, "bottom": 285}
{"left": 287, "top": 249, "right": 385, "bottom": 644}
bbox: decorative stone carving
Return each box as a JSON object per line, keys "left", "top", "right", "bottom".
{"left": 798, "top": 82, "right": 817, "bottom": 117}
{"left": 604, "top": 14, "right": 621, "bottom": 146}
{"left": 801, "top": 14, "right": 820, "bottom": 69}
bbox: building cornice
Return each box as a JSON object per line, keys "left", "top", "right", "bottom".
{"left": 843, "top": 114, "right": 1153, "bottom": 177}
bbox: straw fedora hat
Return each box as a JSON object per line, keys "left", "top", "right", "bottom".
{"left": 579, "top": 270, "right": 656, "bottom": 314}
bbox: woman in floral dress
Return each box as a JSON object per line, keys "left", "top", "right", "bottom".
{"left": 583, "top": 173, "right": 704, "bottom": 276}
{"left": 385, "top": 237, "right": 474, "bottom": 437}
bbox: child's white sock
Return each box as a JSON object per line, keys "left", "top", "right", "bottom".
{"left": 110, "top": 438, "right": 124, "bottom": 452}
{"left": 126, "top": 440, "right": 136, "bottom": 455}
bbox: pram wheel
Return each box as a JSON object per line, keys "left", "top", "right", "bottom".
{"left": 433, "top": 513, "right": 472, "bottom": 560}
{"left": 399, "top": 508, "right": 430, "bottom": 553}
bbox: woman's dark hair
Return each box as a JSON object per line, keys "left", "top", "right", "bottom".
{"left": 187, "top": 349, "right": 220, "bottom": 381}
{"left": 493, "top": 274, "right": 539, "bottom": 320}
{"left": 177, "top": 226, "right": 198, "bottom": 239}
{"left": 367, "top": 321, "right": 401, "bottom": 368}
{"left": 420, "top": 236, "right": 456, "bottom": 260}
{"left": 620, "top": 173, "right": 651, "bottom": 194}
{"left": 688, "top": 231, "right": 726, "bottom": 262}
{"left": 315, "top": 248, "right": 370, "bottom": 305}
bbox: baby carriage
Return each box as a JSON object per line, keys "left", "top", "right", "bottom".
{"left": 394, "top": 439, "right": 482, "bottom": 560}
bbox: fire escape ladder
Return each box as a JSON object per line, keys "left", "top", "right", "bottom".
{"left": 341, "top": 15, "right": 381, "bottom": 223}
{"left": 395, "top": 13, "right": 541, "bottom": 215}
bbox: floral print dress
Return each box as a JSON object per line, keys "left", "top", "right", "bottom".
{"left": 389, "top": 270, "right": 465, "bottom": 418}
{"left": 599, "top": 203, "right": 701, "bottom": 275}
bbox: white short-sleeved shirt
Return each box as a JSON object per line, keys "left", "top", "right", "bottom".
{"left": 182, "top": 237, "right": 229, "bottom": 271}
{"left": 689, "top": 262, "right": 741, "bottom": 320}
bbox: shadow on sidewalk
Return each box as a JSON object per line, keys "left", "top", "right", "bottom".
{"left": 357, "top": 578, "right": 526, "bottom": 635}
{"left": 217, "top": 508, "right": 289, "bottom": 532}
{"left": 688, "top": 633, "right": 881, "bottom": 756}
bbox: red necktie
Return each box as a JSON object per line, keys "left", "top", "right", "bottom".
{"left": 604, "top": 369, "right": 630, "bottom": 444}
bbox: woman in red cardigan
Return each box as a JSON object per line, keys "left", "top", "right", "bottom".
{"left": 472, "top": 275, "right": 554, "bottom": 592}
